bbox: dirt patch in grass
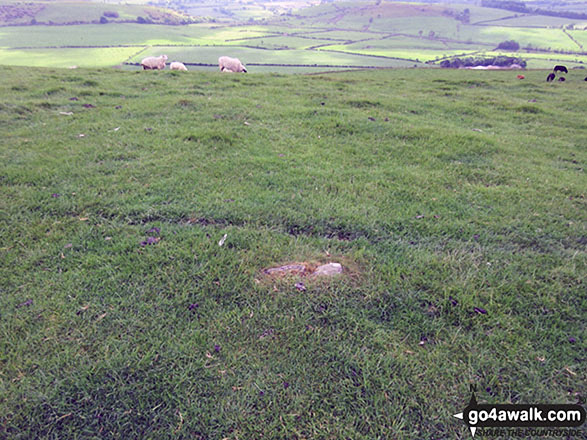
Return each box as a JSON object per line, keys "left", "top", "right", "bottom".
{"left": 257, "top": 255, "right": 364, "bottom": 289}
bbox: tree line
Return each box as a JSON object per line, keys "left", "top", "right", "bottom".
{"left": 481, "top": 0, "right": 587, "bottom": 20}
{"left": 439, "top": 55, "right": 526, "bottom": 69}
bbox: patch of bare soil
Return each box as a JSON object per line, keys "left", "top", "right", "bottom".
{"left": 257, "top": 255, "right": 364, "bottom": 291}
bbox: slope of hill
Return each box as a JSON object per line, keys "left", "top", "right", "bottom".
{"left": 0, "top": 0, "right": 197, "bottom": 26}
{"left": 1, "top": 65, "right": 585, "bottom": 439}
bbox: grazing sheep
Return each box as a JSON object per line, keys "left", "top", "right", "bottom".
{"left": 218, "top": 56, "right": 247, "bottom": 73}
{"left": 170, "top": 62, "right": 188, "bottom": 71}
{"left": 553, "top": 65, "right": 568, "bottom": 74}
{"left": 140, "top": 55, "right": 168, "bottom": 70}
{"left": 546, "top": 73, "right": 555, "bottom": 82}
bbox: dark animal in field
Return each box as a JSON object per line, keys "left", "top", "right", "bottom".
{"left": 585, "top": 77, "right": 587, "bottom": 81}
{"left": 558, "top": 77, "right": 566, "bottom": 82}
{"left": 553, "top": 65, "right": 568, "bottom": 74}
{"left": 546, "top": 73, "right": 555, "bottom": 82}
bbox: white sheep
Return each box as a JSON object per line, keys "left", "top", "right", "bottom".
{"left": 169, "top": 62, "right": 188, "bottom": 71}
{"left": 218, "top": 56, "right": 247, "bottom": 73}
{"left": 140, "top": 55, "right": 168, "bottom": 70}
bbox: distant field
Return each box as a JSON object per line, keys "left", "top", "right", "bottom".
{"left": 475, "top": 26, "right": 582, "bottom": 51}
{"left": 494, "top": 50, "right": 587, "bottom": 69}
{"left": 570, "top": 29, "right": 587, "bottom": 48}
{"left": 305, "top": 29, "right": 389, "bottom": 40}
{"left": 0, "top": 23, "right": 217, "bottom": 47}
{"left": 181, "top": 0, "right": 319, "bottom": 22}
{"left": 131, "top": 45, "right": 423, "bottom": 69}
{"left": 466, "top": 5, "right": 520, "bottom": 24}
{"left": 484, "top": 14, "right": 587, "bottom": 29}
{"left": 320, "top": 45, "right": 480, "bottom": 63}
{"left": 236, "top": 35, "right": 342, "bottom": 50}
{"left": 0, "top": 1, "right": 192, "bottom": 25}
{"left": 0, "top": 1, "right": 585, "bottom": 71}
{"left": 0, "top": 46, "right": 142, "bottom": 68}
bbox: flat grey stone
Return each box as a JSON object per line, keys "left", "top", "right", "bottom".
{"left": 264, "top": 264, "right": 306, "bottom": 275}
{"left": 312, "top": 263, "right": 343, "bottom": 276}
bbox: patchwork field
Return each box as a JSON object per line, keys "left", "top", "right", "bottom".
{"left": 1, "top": 65, "right": 585, "bottom": 439}
{"left": 0, "top": 1, "right": 585, "bottom": 72}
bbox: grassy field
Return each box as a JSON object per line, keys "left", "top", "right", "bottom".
{"left": 1, "top": 65, "right": 585, "bottom": 439}
{"left": 0, "top": 47, "right": 143, "bottom": 68}
{"left": 491, "top": 50, "right": 587, "bottom": 69}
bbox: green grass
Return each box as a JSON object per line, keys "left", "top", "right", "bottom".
{"left": 0, "top": 47, "right": 143, "bottom": 68}
{"left": 569, "top": 29, "right": 587, "bottom": 48}
{"left": 1, "top": 66, "right": 585, "bottom": 439}
{"left": 476, "top": 26, "right": 581, "bottom": 51}
{"left": 0, "top": 23, "right": 221, "bottom": 47}
{"left": 484, "top": 14, "right": 587, "bottom": 28}
{"left": 319, "top": 44, "right": 480, "bottom": 63}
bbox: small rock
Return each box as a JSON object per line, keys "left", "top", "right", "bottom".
{"left": 264, "top": 264, "right": 306, "bottom": 275}
{"left": 312, "top": 263, "right": 342, "bottom": 276}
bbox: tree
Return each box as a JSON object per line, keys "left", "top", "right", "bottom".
{"left": 497, "top": 40, "right": 520, "bottom": 50}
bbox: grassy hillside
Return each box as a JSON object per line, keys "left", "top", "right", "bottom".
{"left": 1, "top": 66, "right": 585, "bottom": 439}
{"left": 0, "top": 0, "right": 195, "bottom": 25}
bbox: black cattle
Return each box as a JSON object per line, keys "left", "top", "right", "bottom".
{"left": 585, "top": 77, "right": 587, "bottom": 81}
{"left": 558, "top": 77, "right": 566, "bottom": 82}
{"left": 553, "top": 65, "right": 568, "bottom": 74}
{"left": 546, "top": 73, "right": 556, "bottom": 82}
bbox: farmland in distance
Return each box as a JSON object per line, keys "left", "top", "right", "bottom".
{"left": 0, "top": 0, "right": 585, "bottom": 71}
